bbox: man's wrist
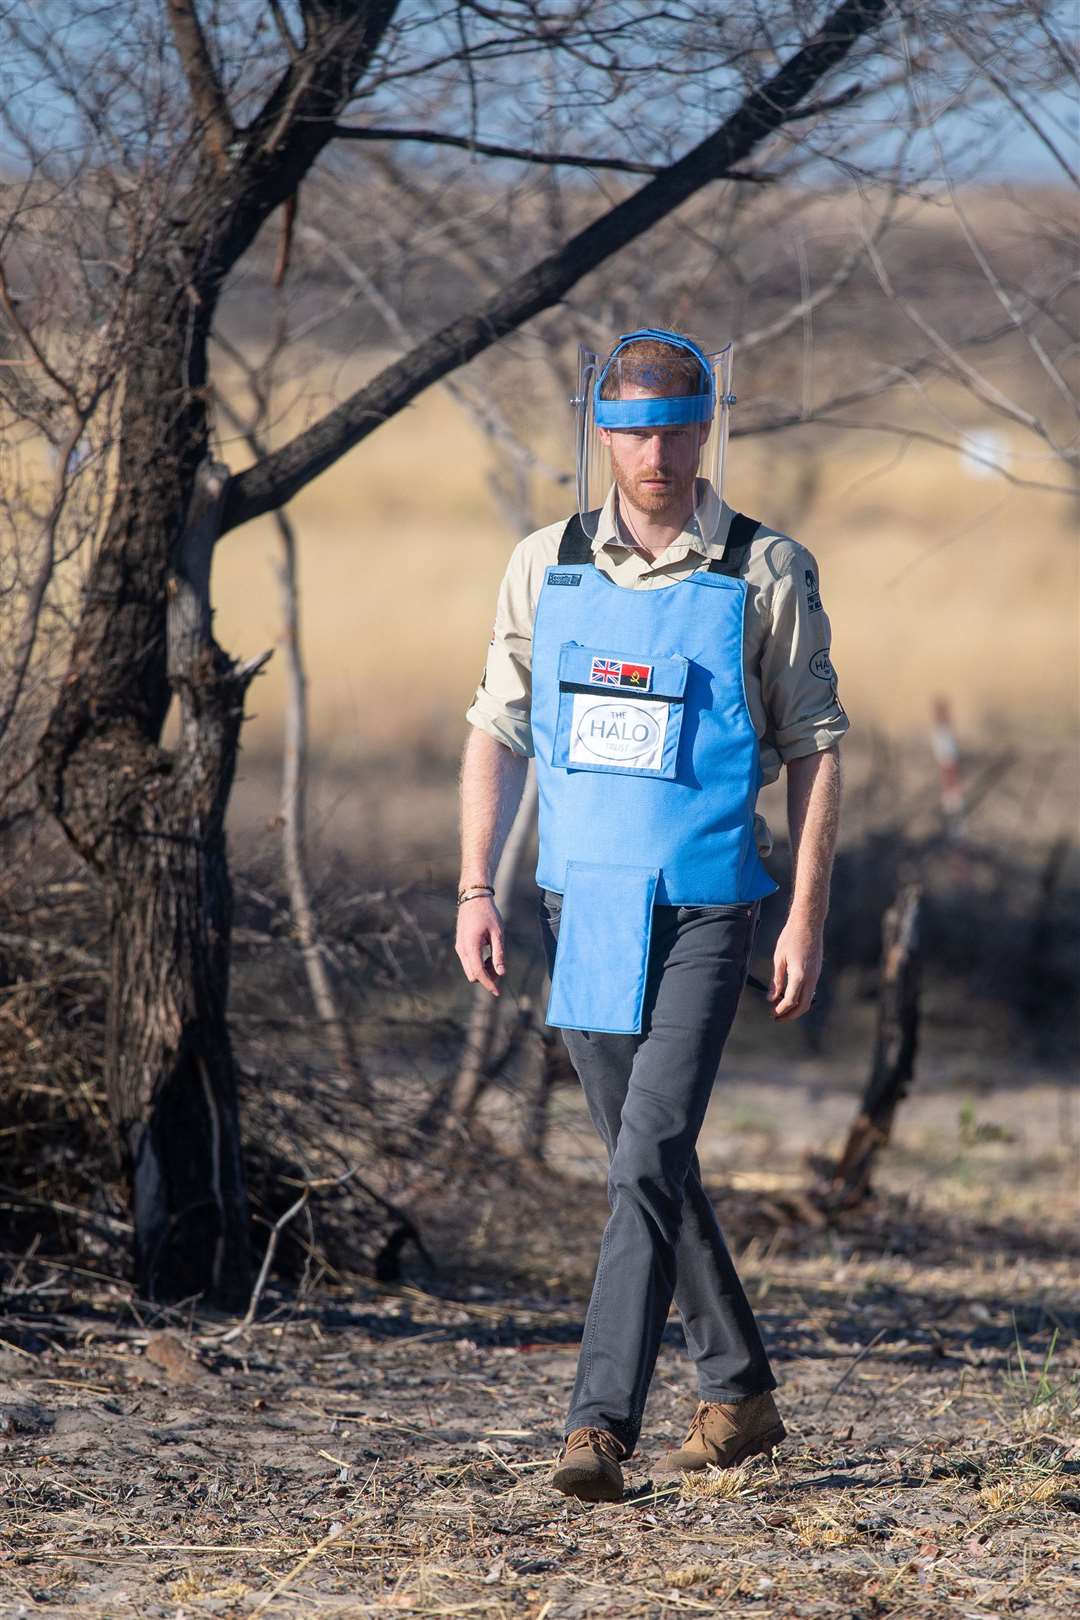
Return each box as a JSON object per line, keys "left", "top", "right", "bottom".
{"left": 458, "top": 884, "right": 495, "bottom": 906}
{"left": 786, "top": 900, "right": 825, "bottom": 933}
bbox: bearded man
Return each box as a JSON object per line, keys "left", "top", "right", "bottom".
{"left": 455, "top": 328, "right": 847, "bottom": 1501}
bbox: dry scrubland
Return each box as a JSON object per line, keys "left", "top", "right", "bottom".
{"left": 4, "top": 305, "right": 1078, "bottom": 1616}
{"left": 208, "top": 349, "right": 1078, "bottom": 769}
{"left": 1, "top": 1069, "right": 1076, "bottom": 1619}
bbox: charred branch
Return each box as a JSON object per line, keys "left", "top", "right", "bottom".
{"left": 827, "top": 882, "right": 923, "bottom": 1207}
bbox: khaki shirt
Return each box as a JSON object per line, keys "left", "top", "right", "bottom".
{"left": 465, "top": 485, "right": 848, "bottom": 856}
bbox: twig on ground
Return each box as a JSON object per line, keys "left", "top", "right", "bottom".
{"left": 212, "top": 1168, "right": 359, "bottom": 1345}
{"left": 820, "top": 1327, "right": 891, "bottom": 1415}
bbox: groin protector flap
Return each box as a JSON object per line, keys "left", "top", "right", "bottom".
{"left": 546, "top": 861, "right": 659, "bottom": 1034}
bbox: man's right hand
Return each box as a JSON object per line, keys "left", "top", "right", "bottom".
{"left": 455, "top": 897, "right": 506, "bottom": 996}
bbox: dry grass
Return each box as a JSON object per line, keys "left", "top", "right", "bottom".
{"left": 1, "top": 1070, "right": 1076, "bottom": 1619}
{"left": 201, "top": 349, "right": 1079, "bottom": 764}
{"left": 678, "top": 1465, "right": 756, "bottom": 1501}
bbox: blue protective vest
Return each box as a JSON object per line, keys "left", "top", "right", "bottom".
{"left": 531, "top": 517, "right": 778, "bottom": 1034}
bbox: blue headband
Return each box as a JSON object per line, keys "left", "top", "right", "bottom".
{"left": 593, "top": 327, "right": 716, "bottom": 429}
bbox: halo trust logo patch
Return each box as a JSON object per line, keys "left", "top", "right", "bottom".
{"left": 809, "top": 648, "right": 834, "bottom": 681}
{"left": 568, "top": 696, "right": 668, "bottom": 772}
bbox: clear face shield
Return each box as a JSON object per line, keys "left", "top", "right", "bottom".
{"left": 574, "top": 329, "right": 734, "bottom": 545}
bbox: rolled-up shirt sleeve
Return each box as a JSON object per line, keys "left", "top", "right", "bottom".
{"left": 759, "top": 542, "right": 850, "bottom": 763}
{"left": 464, "top": 537, "right": 538, "bottom": 756}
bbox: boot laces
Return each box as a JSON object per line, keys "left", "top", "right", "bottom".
{"left": 686, "top": 1399, "right": 733, "bottom": 1443}
{"left": 566, "top": 1426, "right": 624, "bottom": 1462}
{"left": 686, "top": 1401, "right": 711, "bottom": 1442}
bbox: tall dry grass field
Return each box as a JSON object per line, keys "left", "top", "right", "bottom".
{"left": 211, "top": 348, "right": 1078, "bottom": 767}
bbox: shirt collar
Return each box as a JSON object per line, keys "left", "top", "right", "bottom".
{"left": 592, "top": 480, "right": 733, "bottom": 563}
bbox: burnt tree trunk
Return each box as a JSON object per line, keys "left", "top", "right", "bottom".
{"left": 518, "top": 1020, "right": 563, "bottom": 1166}
{"left": 121, "top": 461, "right": 266, "bottom": 1303}
{"left": 34, "top": 0, "right": 403, "bottom": 1303}
{"left": 827, "top": 881, "right": 923, "bottom": 1207}
{"left": 49, "top": 423, "right": 265, "bottom": 1299}
{"left": 36, "top": 241, "right": 267, "bottom": 1302}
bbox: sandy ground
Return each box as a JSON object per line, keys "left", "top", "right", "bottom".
{"left": 2, "top": 1066, "right": 1077, "bottom": 1620}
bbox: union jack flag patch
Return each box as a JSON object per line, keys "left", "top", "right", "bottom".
{"left": 589, "top": 656, "right": 653, "bottom": 690}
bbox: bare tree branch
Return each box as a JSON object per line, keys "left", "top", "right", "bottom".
{"left": 921, "top": 107, "right": 1080, "bottom": 424}
{"left": 212, "top": 334, "right": 370, "bottom": 1106}
{"left": 332, "top": 123, "right": 663, "bottom": 174}
{"left": 864, "top": 234, "right": 1076, "bottom": 464}
{"left": 192, "top": 1, "right": 402, "bottom": 291}
{"left": 166, "top": 0, "right": 236, "bottom": 172}
{"left": 0, "top": 259, "right": 82, "bottom": 414}
{"left": 297, "top": 219, "right": 570, "bottom": 491}
{"left": 749, "top": 414, "right": 1075, "bottom": 496}
{"left": 0, "top": 419, "right": 83, "bottom": 751}
{"left": 777, "top": 82, "right": 865, "bottom": 122}
{"left": 223, "top": 0, "right": 888, "bottom": 531}
{"left": 266, "top": 0, "right": 302, "bottom": 63}
{"left": 953, "top": 36, "right": 1080, "bottom": 189}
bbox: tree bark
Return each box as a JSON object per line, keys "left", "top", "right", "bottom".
{"left": 41, "top": 445, "right": 267, "bottom": 1302}
{"left": 518, "top": 1020, "right": 562, "bottom": 1165}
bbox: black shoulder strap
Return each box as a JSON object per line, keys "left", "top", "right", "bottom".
{"left": 708, "top": 512, "right": 760, "bottom": 577}
{"left": 557, "top": 512, "right": 597, "bottom": 565}
{"left": 560, "top": 510, "right": 757, "bottom": 570}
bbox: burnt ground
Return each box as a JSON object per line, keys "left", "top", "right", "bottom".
{"left": 1, "top": 1065, "right": 1078, "bottom": 1620}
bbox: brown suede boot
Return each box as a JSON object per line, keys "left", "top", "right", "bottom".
{"left": 550, "top": 1426, "right": 626, "bottom": 1502}
{"left": 655, "top": 1392, "right": 786, "bottom": 1473}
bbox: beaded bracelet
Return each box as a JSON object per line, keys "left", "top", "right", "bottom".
{"left": 457, "top": 885, "right": 495, "bottom": 906}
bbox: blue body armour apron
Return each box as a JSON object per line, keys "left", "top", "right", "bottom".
{"left": 531, "top": 514, "right": 778, "bottom": 1034}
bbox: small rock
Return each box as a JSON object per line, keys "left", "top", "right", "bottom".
{"left": 856, "top": 1514, "right": 899, "bottom": 1537}
{"left": 52, "top": 1409, "right": 105, "bottom": 1450}
{"left": 144, "top": 1332, "right": 202, "bottom": 1386}
{"left": 0, "top": 1401, "right": 53, "bottom": 1438}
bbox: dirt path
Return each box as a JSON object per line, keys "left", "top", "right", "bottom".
{"left": 2, "top": 1072, "right": 1077, "bottom": 1619}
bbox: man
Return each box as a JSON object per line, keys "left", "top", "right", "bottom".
{"left": 456, "top": 329, "right": 846, "bottom": 1502}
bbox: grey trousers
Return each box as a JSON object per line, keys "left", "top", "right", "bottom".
{"left": 539, "top": 889, "right": 777, "bottom": 1455}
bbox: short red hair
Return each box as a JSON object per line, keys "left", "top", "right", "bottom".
{"left": 599, "top": 334, "right": 709, "bottom": 400}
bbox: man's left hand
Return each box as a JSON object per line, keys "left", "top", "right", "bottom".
{"left": 769, "top": 914, "right": 823, "bottom": 1021}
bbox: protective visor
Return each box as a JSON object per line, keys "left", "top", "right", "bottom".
{"left": 574, "top": 328, "right": 735, "bottom": 544}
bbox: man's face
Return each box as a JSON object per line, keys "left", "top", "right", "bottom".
{"left": 599, "top": 386, "right": 709, "bottom": 523}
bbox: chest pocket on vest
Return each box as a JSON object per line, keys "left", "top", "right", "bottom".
{"left": 551, "top": 643, "right": 689, "bottom": 780}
